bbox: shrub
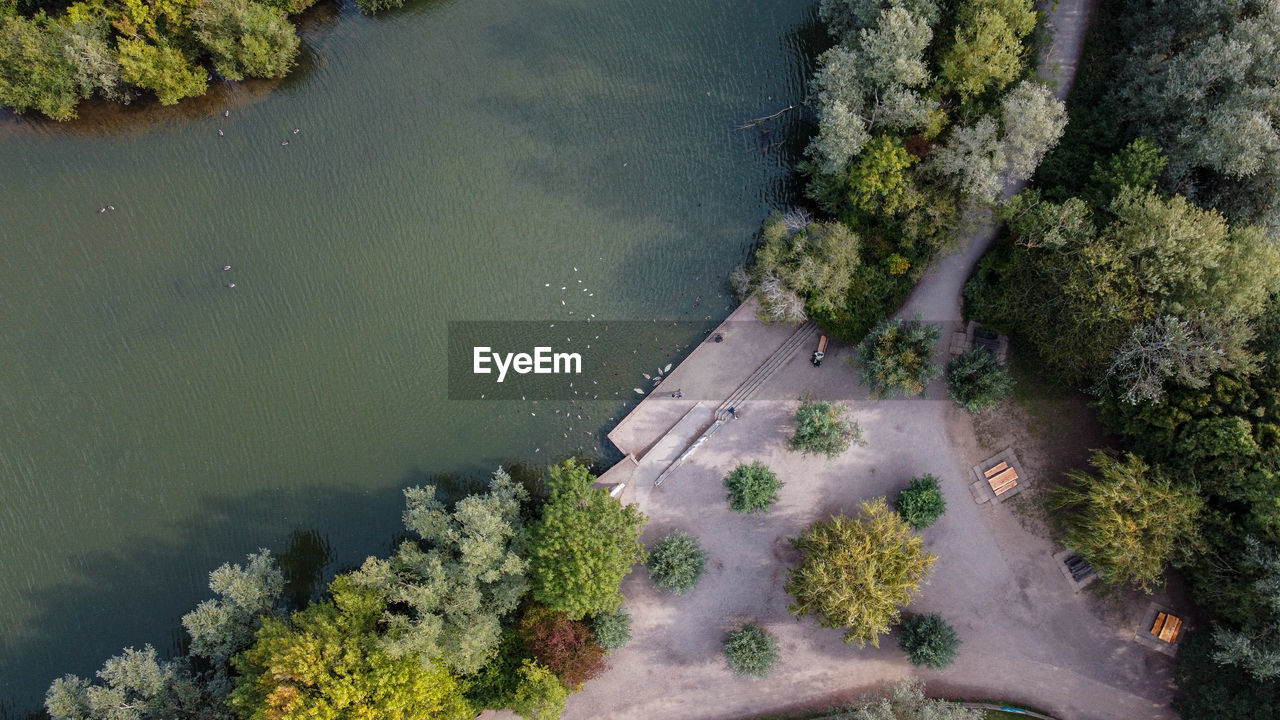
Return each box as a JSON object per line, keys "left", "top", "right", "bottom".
{"left": 724, "top": 461, "right": 783, "bottom": 513}
{"left": 894, "top": 474, "right": 946, "bottom": 530}
{"left": 518, "top": 606, "right": 607, "bottom": 690}
{"left": 855, "top": 317, "right": 943, "bottom": 397}
{"left": 647, "top": 531, "right": 707, "bottom": 594}
{"left": 790, "top": 396, "right": 865, "bottom": 458}
{"left": 786, "top": 499, "right": 937, "bottom": 647}
{"left": 591, "top": 609, "right": 632, "bottom": 652}
{"left": 946, "top": 349, "right": 1012, "bottom": 412}
{"left": 723, "top": 624, "right": 778, "bottom": 678}
{"left": 510, "top": 660, "right": 570, "bottom": 720}
{"left": 898, "top": 614, "right": 960, "bottom": 669}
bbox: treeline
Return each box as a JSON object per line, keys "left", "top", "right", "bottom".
{"left": 45, "top": 459, "right": 647, "bottom": 720}
{"left": 0, "top": 0, "right": 400, "bottom": 120}
{"left": 962, "top": 0, "right": 1280, "bottom": 717}
{"left": 734, "top": 0, "right": 1065, "bottom": 338}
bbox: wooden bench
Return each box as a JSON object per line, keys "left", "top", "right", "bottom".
{"left": 988, "top": 467, "right": 1019, "bottom": 495}
{"left": 983, "top": 461, "right": 1009, "bottom": 478}
{"left": 1159, "top": 614, "right": 1182, "bottom": 643}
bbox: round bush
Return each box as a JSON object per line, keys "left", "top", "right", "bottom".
{"left": 724, "top": 461, "right": 783, "bottom": 513}
{"left": 591, "top": 609, "right": 632, "bottom": 652}
{"left": 647, "top": 531, "right": 706, "bottom": 594}
{"left": 946, "top": 348, "right": 1013, "bottom": 413}
{"left": 894, "top": 474, "right": 946, "bottom": 530}
{"left": 724, "top": 624, "right": 778, "bottom": 678}
{"left": 898, "top": 614, "right": 960, "bottom": 669}
{"left": 855, "top": 317, "right": 943, "bottom": 398}
{"left": 790, "top": 396, "right": 864, "bottom": 458}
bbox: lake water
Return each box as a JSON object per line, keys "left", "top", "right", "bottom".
{"left": 0, "top": 0, "right": 814, "bottom": 710}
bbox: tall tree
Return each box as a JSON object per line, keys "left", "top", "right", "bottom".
{"left": 229, "top": 576, "right": 473, "bottom": 720}
{"left": 1051, "top": 451, "right": 1202, "bottom": 591}
{"left": 786, "top": 498, "right": 936, "bottom": 647}
{"left": 46, "top": 647, "right": 228, "bottom": 720}
{"left": 347, "top": 468, "right": 530, "bottom": 675}
{"left": 527, "top": 460, "right": 647, "bottom": 620}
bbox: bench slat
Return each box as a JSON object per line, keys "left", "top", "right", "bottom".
{"left": 983, "top": 461, "right": 1009, "bottom": 478}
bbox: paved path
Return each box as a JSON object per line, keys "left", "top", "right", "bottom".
{"left": 563, "top": 3, "right": 1182, "bottom": 720}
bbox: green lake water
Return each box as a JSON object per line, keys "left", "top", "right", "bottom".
{"left": 0, "top": 0, "right": 814, "bottom": 711}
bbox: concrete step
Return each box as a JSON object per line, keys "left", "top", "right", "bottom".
{"left": 716, "top": 321, "right": 818, "bottom": 421}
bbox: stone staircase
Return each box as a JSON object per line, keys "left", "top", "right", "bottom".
{"left": 652, "top": 320, "right": 819, "bottom": 486}
{"left": 714, "top": 321, "right": 819, "bottom": 421}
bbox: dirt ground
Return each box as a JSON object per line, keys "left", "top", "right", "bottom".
{"left": 562, "top": 337, "right": 1180, "bottom": 720}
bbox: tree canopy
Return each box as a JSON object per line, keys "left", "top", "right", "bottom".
{"left": 527, "top": 459, "right": 647, "bottom": 619}
{"left": 786, "top": 498, "right": 936, "bottom": 646}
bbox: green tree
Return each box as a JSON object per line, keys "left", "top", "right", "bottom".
{"left": 182, "top": 549, "right": 284, "bottom": 668}
{"left": 842, "top": 678, "right": 982, "bottom": 720}
{"left": 856, "top": 317, "right": 942, "bottom": 397}
{"left": 1051, "top": 451, "right": 1203, "bottom": 591}
{"left": 191, "top": 0, "right": 299, "bottom": 81}
{"left": 509, "top": 660, "right": 569, "bottom": 720}
{"left": 117, "top": 38, "right": 208, "bottom": 105}
{"left": 1087, "top": 137, "right": 1167, "bottom": 207}
{"left": 790, "top": 396, "right": 864, "bottom": 458}
{"left": 590, "top": 609, "right": 632, "bottom": 652}
{"left": 0, "top": 15, "right": 87, "bottom": 120}
{"left": 528, "top": 459, "right": 647, "bottom": 619}
{"left": 846, "top": 135, "right": 919, "bottom": 216}
{"left": 929, "top": 116, "right": 1004, "bottom": 202}
{"left": 1000, "top": 80, "right": 1067, "bottom": 182}
{"left": 46, "top": 647, "right": 227, "bottom": 720}
{"left": 647, "top": 531, "right": 707, "bottom": 594}
{"left": 786, "top": 498, "right": 937, "bottom": 647}
{"left": 737, "top": 212, "right": 862, "bottom": 324}
{"left": 346, "top": 468, "right": 529, "bottom": 674}
{"left": 724, "top": 461, "right": 784, "bottom": 513}
{"left": 1175, "top": 630, "right": 1280, "bottom": 720}
{"left": 228, "top": 576, "right": 473, "bottom": 720}
{"left": 355, "top": 0, "right": 403, "bottom": 14}
{"left": 945, "top": 348, "right": 1012, "bottom": 412}
{"left": 723, "top": 624, "right": 778, "bottom": 678}
{"left": 938, "top": 0, "right": 1036, "bottom": 99}
{"left": 893, "top": 474, "right": 946, "bottom": 529}
{"left": 898, "top": 614, "right": 959, "bottom": 669}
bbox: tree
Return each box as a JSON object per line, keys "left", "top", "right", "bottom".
{"left": 898, "top": 614, "right": 959, "bottom": 669}
{"left": 590, "top": 609, "right": 632, "bottom": 652}
{"left": 117, "top": 38, "right": 208, "bottom": 105}
{"left": 723, "top": 624, "right": 778, "bottom": 678}
{"left": 228, "top": 576, "right": 473, "bottom": 720}
{"left": 938, "top": 0, "right": 1035, "bottom": 99}
{"left": 790, "top": 396, "right": 864, "bottom": 458}
{"left": 724, "top": 461, "right": 783, "bottom": 513}
{"left": 856, "top": 317, "right": 942, "bottom": 397}
{"left": 182, "top": 549, "right": 285, "bottom": 668}
{"left": 893, "top": 474, "right": 946, "bottom": 529}
{"left": 846, "top": 135, "right": 919, "bottom": 216}
{"left": 517, "top": 606, "right": 607, "bottom": 690}
{"left": 647, "top": 531, "right": 707, "bottom": 594}
{"left": 786, "top": 498, "right": 936, "bottom": 646}
{"left": 1087, "top": 137, "right": 1166, "bottom": 207}
{"left": 1051, "top": 451, "right": 1202, "bottom": 591}
{"left": 528, "top": 459, "right": 647, "bottom": 619}
{"left": 355, "top": 0, "right": 404, "bottom": 14}
{"left": 1000, "top": 80, "right": 1067, "bottom": 182}
{"left": 841, "top": 678, "right": 982, "bottom": 720}
{"left": 739, "top": 212, "right": 862, "bottom": 324}
{"left": 346, "top": 468, "right": 529, "bottom": 674}
{"left": 1205, "top": 537, "right": 1280, "bottom": 680}
{"left": 929, "top": 116, "right": 1004, "bottom": 202}
{"left": 1175, "top": 629, "right": 1280, "bottom": 720}
{"left": 46, "top": 647, "right": 228, "bottom": 720}
{"left": 0, "top": 15, "right": 87, "bottom": 120}
{"left": 509, "top": 660, "right": 570, "bottom": 720}
{"left": 191, "top": 0, "right": 300, "bottom": 81}
{"left": 945, "top": 348, "right": 1012, "bottom": 412}
{"left": 1112, "top": 0, "right": 1280, "bottom": 230}
{"left": 1103, "top": 315, "right": 1233, "bottom": 404}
